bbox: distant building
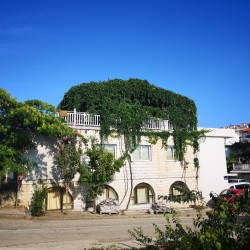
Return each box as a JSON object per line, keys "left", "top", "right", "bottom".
{"left": 223, "top": 123, "right": 250, "bottom": 182}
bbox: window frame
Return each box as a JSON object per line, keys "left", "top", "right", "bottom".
{"left": 166, "top": 145, "right": 176, "bottom": 161}
{"left": 100, "top": 185, "right": 118, "bottom": 201}
{"left": 97, "top": 144, "right": 117, "bottom": 159}
{"left": 132, "top": 183, "right": 155, "bottom": 205}
{"left": 132, "top": 145, "right": 151, "bottom": 161}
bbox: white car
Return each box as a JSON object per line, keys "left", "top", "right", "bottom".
{"left": 228, "top": 182, "right": 250, "bottom": 189}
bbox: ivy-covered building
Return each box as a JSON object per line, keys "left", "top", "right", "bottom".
{"left": 64, "top": 109, "right": 198, "bottom": 211}
{"left": 16, "top": 110, "right": 235, "bottom": 212}
{"left": 58, "top": 79, "right": 201, "bottom": 211}
{"left": 0, "top": 79, "right": 237, "bottom": 212}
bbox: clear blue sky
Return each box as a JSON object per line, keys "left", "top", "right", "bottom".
{"left": 1, "top": 0, "right": 249, "bottom": 128}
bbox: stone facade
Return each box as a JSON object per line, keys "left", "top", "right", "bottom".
{"left": 7, "top": 127, "right": 235, "bottom": 211}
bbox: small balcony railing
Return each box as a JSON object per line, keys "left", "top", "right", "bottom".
{"left": 57, "top": 109, "right": 173, "bottom": 132}
{"left": 142, "top": 119, "right": 173, "bottom": 131}
{"left": 233, "top": 163, "right": 250, "bottom": 171}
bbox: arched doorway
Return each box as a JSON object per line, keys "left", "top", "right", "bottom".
{"left": 132, "top": 183, "right": 155, "bottom": 205}
{"left": 169, "top": 181, "right": 189, "bottom": 196}
{"left": 46, "top": 186, "right": 73, "bottom": 211}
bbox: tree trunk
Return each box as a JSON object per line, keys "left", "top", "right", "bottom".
{"left": 93, "top": 199, "right": 96, "bottom": 213}
{"left": 126, "top": 158, "right": 133, "bottom": 210}
{"left": 65, "top": 182, "right": 69, "bottom": 214}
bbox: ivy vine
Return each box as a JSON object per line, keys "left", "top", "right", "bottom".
{"left": 59, "top": 78, "right": 199, "bottom": 162}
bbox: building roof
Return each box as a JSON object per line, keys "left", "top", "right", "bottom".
{"left": 241, "top": 128, "right": 250, "bottom": 133}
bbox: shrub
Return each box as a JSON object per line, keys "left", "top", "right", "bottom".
{"left": 30, "top": 186, "right": 47, "bottom": 216}
{"left": 129, "top": 198, "right": 250, "bottom": 249}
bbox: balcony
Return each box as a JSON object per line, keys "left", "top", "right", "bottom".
{"left": 232, "top": 163, "right": 250, "bottom": 172}
{"left": 58, "top": 110, "right": 101, "bottom": 129}
{"left": 57, "top": 109, "right": 173, "bottom": 132}
{"left": 142, "top": 119, "right": 173, "bottom": 131}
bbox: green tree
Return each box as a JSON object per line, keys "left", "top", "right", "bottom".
{"left": 0, "top": 88, "right": 72, "bottom": 177}
{"left": 54, "top": 134, "right": 86, "bottom": 213}
{"left": 1, "top": 89, "right": 126, "bottom": 214}
{"left": 78, "top": 138, "right": 126, "bottom": 212}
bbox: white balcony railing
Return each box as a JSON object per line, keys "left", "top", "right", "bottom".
{"left": 57, "top": 109, "right": 173, "bottom": 132}
{"left": 59, "top": 109, "right": 100, "bottom": 127}
{"left": 142, "top": 119, "right": 173, "bottom": 131}
{"left": 233, "top": 163, "right": 250, "bottom": 171}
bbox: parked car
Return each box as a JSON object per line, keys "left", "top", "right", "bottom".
{"left": 219, "top": 188, "right": 244, "bottom": 203}
{"left": 228, "top": 182, "right": 250, "bottom": 189}
{"left": 207, "top": 188, "right": 245, "bottom": 208}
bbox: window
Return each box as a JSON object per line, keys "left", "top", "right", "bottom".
{"left": 133, "top": 145, "right": 151, "bottom": 161}
{"left": 103, "top": 144, "right": 116, "bottom": 158}
{"left": 166, "top": 145, "right": 176, "bottom": 161}
{"left": 132, "top": 183, "right": 155, "bottom": 204}
{"left": 97, "top": 144, "right": 116, "bottom": 158}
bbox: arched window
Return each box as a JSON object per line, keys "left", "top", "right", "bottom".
{"left": 169, "top": 181, "right": 188, "bottom": 196}
{"left": 132, "top": 183, "right": 155, "bottom": 204}
{"left": 46, "top": 186, "right": 73, "bottom": 211}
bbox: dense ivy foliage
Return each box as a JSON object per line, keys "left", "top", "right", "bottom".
{"left": 59, "top": 78, "right": 198, "bottom": 161}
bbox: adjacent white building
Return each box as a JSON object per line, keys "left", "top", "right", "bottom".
{"left": 198, "top": 128, "right": 238, "bottom": 201}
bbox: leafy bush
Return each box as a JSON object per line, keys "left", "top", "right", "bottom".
{"left": 30, "top": 186, "right": 47, "bottom": 216}
{"left": 129, "top": 197, "right": 250, "bottom": 249}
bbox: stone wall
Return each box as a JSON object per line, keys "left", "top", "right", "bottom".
{"left": 12, "top": 128, "right": 214, "bottom": 212}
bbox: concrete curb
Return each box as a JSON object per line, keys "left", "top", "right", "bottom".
{"left": 0, "top": 207, "right": 199, "bottom": 220}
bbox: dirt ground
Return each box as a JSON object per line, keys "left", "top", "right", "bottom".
{"left": 0, "top": 207, "right": 197, "bottom": 249}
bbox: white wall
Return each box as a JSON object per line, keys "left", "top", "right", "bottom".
{"left": 198, "top": 128, "right": 237, "bottom": 201}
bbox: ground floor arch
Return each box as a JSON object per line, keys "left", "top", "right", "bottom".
{"left": 131, "top": 183, "right": 155, "bottom": 205}
{"left": 46, "top": 186, "right": 73, "bottom": 211}
{"left": 169, "top": 181, "right": 189, "bottom": 196}
{"left": 98, "top": 185, "right": 118, "bottom": 202}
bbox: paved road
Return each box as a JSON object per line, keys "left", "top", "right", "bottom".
{"left": 0, "top": 214, "right": 194, "bottom": 249}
